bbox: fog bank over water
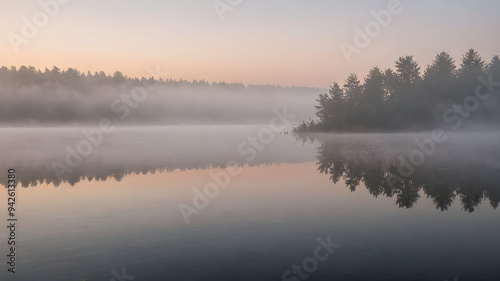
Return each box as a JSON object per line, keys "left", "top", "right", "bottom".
{"left": 0, "top": 126, "right": 317, "bottom": 187}
{"left": 2, "top": 126, "right": 499, "bottom": 194}
{"left": 0, "top": 66, "right": 319, "bottom": 126}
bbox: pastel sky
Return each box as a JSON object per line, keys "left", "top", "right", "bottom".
{"left": 1, "top": 0, "right": 499, "bottom": 88}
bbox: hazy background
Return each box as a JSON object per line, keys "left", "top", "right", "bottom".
{"left": 0, "top": 69, "right": 320, "bottom": 125}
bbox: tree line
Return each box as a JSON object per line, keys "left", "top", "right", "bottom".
{"left": 0, "top": 65, "right": 315, "bottom": 92}
{"left": 296, "top": 49, "right": 500, "bottom": 132}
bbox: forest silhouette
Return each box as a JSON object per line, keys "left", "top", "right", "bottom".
{"left": 295, "top": 49, "right": 500, "bottom": 132}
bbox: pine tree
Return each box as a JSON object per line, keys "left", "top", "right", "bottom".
{"left": 343, "top": 74, "right": 362, "bottom": 108}
{"left": 459, "top": 49, "right": 485, "bottom": 75}
{"left": 424, "top": 52, "right": 456, "bottom": 80}
{"left": 395, "top": 55, "right": 421, "bottom": 87}
{"left": 383, "top": 68, "right": 398, "bottom": 103}
{"left": 488, "top": 55, "right": 500, "bottom": 82}
{"left": 361, "top": 67, "right": 386, "bottom": 129}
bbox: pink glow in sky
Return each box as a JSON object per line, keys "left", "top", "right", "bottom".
{"left": 1, "top": 0, "right": 499, "bottom": 88}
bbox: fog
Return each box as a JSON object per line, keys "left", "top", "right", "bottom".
{"left": 0, "top": 66, "right": 319, "bottom": 126}
{"left": 2, "top": 125, "right": 499, "bottom": 194}
{"left": 0, "top": 126, "right": 317, "bottom": 187}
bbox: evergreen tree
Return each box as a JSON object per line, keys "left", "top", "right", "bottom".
{"left": 361, "top": 67, "right": 386, "bottom": 129}
{"left": 315, "top": 83, "right": 345, "bottom": 130}
{"left": 488, "top": 55, "right": 500, "bottom": 81}
{"left": 343, "top": 74, "right": 363, "bottom": 128}
{"left": 343, "top": 74, "right": 362, "bottom": 107}
{"left": 459, "top": 48, "right": 485, "bottom": 75}
{"left": 424, "top": 52, "right": 456, "bottom": 80}
{"left": 395, "top": 55, "right": 421, "bottom": 87}
{"left": 383, "top": 68, "right": 398, "bottom": 103}
{"left": 456, "top": 49, "right": 486, "bottom": 102}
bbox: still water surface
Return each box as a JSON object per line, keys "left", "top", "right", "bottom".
{"left": 0, "top": 126, "right": 499, "bottom": 280}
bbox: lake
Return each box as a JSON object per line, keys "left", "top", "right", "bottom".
{"left": 1, "top": 126, "right": 499, "bottom": 281}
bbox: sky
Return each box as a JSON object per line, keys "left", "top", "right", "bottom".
{"left": 1, "top": 0, "right": 499, "bottom": 88}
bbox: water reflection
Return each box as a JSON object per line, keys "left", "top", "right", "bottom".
{"left": 0, "top": 126, "right": 316, "bottom": 187}
{"left": 1, "top": 129, "right": 499, "bottom": 280}
{"left": 3, "top": 127, "right": 499, "bottom": 214}
{"left": 307, "top": 133, "right": 500, "bottom": 212}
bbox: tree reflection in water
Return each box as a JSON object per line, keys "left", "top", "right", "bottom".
{"left": 300, "top": 133, "right": 500, "bottom": 213}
